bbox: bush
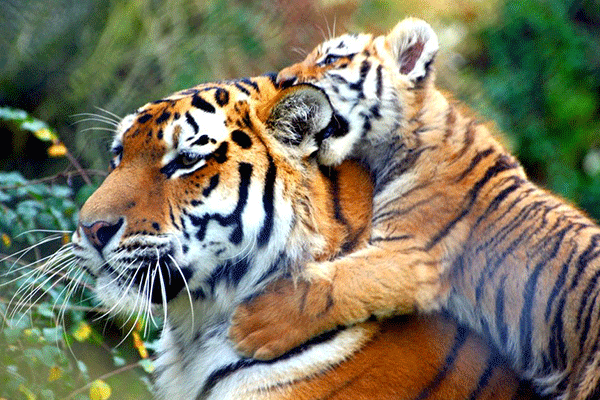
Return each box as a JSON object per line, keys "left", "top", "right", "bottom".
{"left": 467, "top": 0, "right": 600, "bottom": 220}
{"left": 0, "top": 109, "right": 154, "bottom": 399}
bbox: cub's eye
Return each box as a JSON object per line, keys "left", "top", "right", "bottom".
{"left": 321, "top": 54, "right": 342, "bottom": 65}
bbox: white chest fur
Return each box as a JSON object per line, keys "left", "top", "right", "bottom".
{"left": 154, "top": 323, "right": 372, "bottom": 400}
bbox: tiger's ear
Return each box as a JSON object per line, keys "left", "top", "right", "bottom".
{"left": 385, "top": 17, "right": 439, "bottom": 83}
{"left": 264, "top": 84, "right": 333, "bottom": 154}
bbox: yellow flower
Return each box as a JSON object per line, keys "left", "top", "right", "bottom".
{"left": 1, "top": 233, "right": 11, "bottom": 248}
{"left": 89, "top": 380, "right": 111, "bottom": 400}
{"left": 47, "top": 142, "right": 67, "bottom": 157}
{"left": 18, "top": 384, "right": 36, "bottom": 400}
{"left": 62, "top": 233, "right": 71, "bottom": 245}
{"left": 33, "top": 127, "right": 59, "bottom": 142}
{"left": 48, "top": 366, "right": 63, "bottom": 382}
{"left": 132, "top": 331, "right": 148, "bottom": 359}
{"left": 72, "top": 321, "right": 92, "bottom": 342}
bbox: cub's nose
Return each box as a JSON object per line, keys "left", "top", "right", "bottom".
{"left": 79, "top": 219, "right": 124, "bottom": 253}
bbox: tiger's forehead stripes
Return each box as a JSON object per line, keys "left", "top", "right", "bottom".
{"left": 316, "top": 34, "right": 372, "bottom": 60}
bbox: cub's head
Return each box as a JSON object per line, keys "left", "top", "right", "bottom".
{"left": 278, "top": 17, "right": 439, "bottom": 166}
{"left": 72, "top": 76, "right": 341, "bottom": 317}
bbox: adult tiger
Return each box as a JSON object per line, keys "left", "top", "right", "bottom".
{"left": 72, "top": 75, "right": 535, "bottom": 399}
{"left": 229, "top": 17, "right": 600, "bottom": 400}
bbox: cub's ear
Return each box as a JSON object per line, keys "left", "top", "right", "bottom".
{"left": 264, "top": 84, "right": 333, "bottom": 154}
{"left": 385, "top": 17, "right": 439, "bottom": 83}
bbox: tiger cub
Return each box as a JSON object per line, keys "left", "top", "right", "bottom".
{"left": 230, "top": 17, "right": 600, "bottom": 399}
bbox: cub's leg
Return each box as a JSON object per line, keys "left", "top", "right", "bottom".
{"left": 230, "top": 243, "right": 445, "bottom": 360}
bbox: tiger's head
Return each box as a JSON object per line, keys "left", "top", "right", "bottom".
{"left": 72, "top": 76, "right": 358, "bottom": 324}
{"left": 277, "top": 17, "right": 439, "bottom": 167}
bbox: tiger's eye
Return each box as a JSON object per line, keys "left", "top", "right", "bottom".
{"left": 181, "top": 153, "right": 200, "bottom": 166}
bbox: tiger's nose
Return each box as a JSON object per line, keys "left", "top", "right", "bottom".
{"left": 79, "top": 219, "right": 124, "bottom": 253}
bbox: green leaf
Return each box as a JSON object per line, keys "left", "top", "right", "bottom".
{"left": 37, "top": 303, "right": 56, "bottom": 319}
{"left": 47, "top": 185, "right": 73, "bottom": 199}
{"left": 39, "top": 345, "right": 61, "bottom": 367}
{"left": 0, "top": 171, "right": 27, "bottom": 185}
{"left": 42, "top": 327, "right": 63, "bottom": 343}
{"left": 3, "top": 326, "right": 23, "bottom": 344}
{"left": 0, "top": 106, "right": 28, "bottom": 121}
{"left": 138, "top": 358, "right": 155, "bottom": 374}
{"left": 76, "top": 360, "right": 89, "bottom": 381}
{"left": 40, "top": 389, "right": 56, "bottom": 400}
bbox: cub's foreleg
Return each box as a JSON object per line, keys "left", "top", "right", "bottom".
{"left": 230, "top": 242, "right": 445, "bottom": 360}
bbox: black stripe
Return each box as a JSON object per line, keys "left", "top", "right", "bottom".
{"left": 348, "top": 59, "right": 370, "bottom": 94}
{"left": 185, "top": 111, "right": 199, "bottom": 134}
{"left": 426, "top": 155, "right": 519, "bottom": 250}
{"left": 375, "top": 64, "right": 383, "bottom": 98}
{"left": 234, "top": 82, "right": 251, "bottom": 95}
{"left": 192, "top": 94, "right": 216, "bottom": 113}
{"left": 190, "top": 163, "right": 252, "bottom": 244}
{"left": 137, "top": 113, "right": 152, "bottom": 124}
{"left": 211, "top": 142, "right": 229, "bottom": 164}
{"left": 214, "top": 88, "right": 229, "bottom": 107}
{"left": 340, "top": 225, "right": 368, "bottom": 254}
{"left": 257, "top": 155, "right": 276, "bottom": 248}
{"left": 495, "top": 276, "right": 509, "bottom": 349}
{"left": 169, "top": 205, "right": 180, "bottom": 230}
{"left": 550, "top": 294, "right": 568, "bottom": 370}
{"left": 413, "top": 325, "right": 469, "bottom": 400}
{"left": 577, "top": 266, "right": 600, "bottom": 331}
{"left": 231, "top": 129, "right": 252, "bottom": 149}
{"left": 202, "top": 174, "right": 220, "bottom": 197}
{"left": 319, "top": 166, "right": 349, "bottom": 227}
{"left": 192, "top": 134, "right": 209, "bottom": 146}
{"left": 261, "top": 71, "right": 278, "bottom": 85}
{"left": 578, "top": 284, "right": 599, "bottom": 352}
{"left": 511, "top": 380, "right": 537, "bottom": 400}
{"left": 474, "top": 228, "right": 529, "bottom": 303}
{"left": 198, "top": 328, "right": 344, "bottom": 399}
{"left": 519, "top": 226, "right": 568, "bottom": 371}
{"left": 545, "top": 237, "right": 580, "bottom": 321}
{"left": 254, "top": 252, "right": 287, "bottom": 287}
{"left": 473, "top": 197, "right": 542, "bottom": 261}
{"left": 374, "top": 146, "right": 431, "bottom": 195}
{"left": 369, "top": 234, "right": 412, "bottom": 243}
{"left": 455, "top": 148, "right": 495, "bottom": 182}
{"left": 205, "top": 257, "right": 250, "bottom": 294}
{"left": 569, "top": 234, "right": 600, "bottom": 290}
{"left": 156, "top": 111, "right": 171, "bottom": 124}
{"left": 467, "top": 352, "right": 502, "bottom": 400}
{"left": 456, "top": 119, "right": 476, "bottom": 156}
{"left": 240, "top": 78, "right": 260, "bottom": 93}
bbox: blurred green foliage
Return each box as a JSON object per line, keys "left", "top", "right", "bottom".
{"left": 467, "top": 0, "right": 600, "bottom": 220}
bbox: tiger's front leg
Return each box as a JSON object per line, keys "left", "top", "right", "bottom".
{"left": 229, "top": 244, "right": 445, "bottom": 360}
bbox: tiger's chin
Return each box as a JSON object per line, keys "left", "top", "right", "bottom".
{"left": 93, "top": 259, "right": 195, "bottom": 318}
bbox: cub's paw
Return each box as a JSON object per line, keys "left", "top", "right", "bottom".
{"left": 229, "top": 278, "right": 335, "bottom": 360}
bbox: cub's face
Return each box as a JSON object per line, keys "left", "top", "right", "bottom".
{"left": 277, "top": 18, "right": 439, "bottom": 166}
{"left": 71, "top": 77, "right": 334, "bottom": 316}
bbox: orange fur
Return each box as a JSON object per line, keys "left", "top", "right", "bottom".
{"left": 75, "top": 75, "right": 535, "bottom": 399}
{"left": 230, "top": 18, "right": 600, "bottom": 400}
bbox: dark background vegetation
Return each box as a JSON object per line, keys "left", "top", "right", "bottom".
{"left": 1, "top": 0, "right": 599, "bottom": 398}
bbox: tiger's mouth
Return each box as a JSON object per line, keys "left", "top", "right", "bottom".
{"left": 103, "top": 256, "right": 194, "bottom": 304}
